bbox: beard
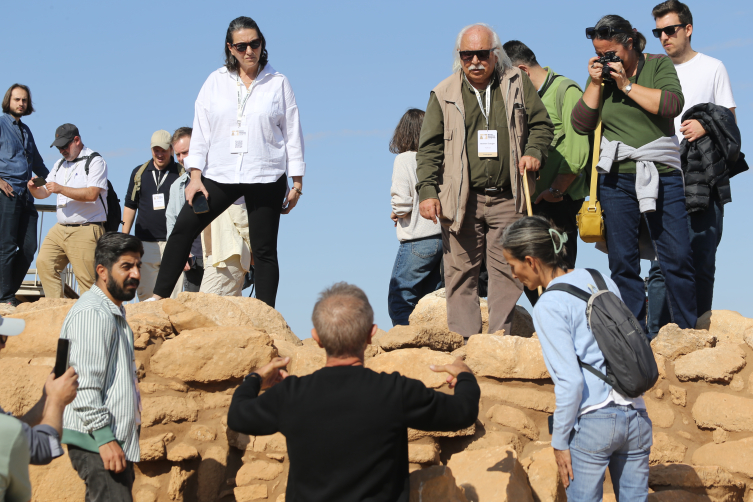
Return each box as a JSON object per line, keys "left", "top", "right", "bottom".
{"left": 106, "top": 271, "right": 139, "bottom": 302}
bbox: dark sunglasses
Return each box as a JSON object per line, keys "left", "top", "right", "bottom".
{"left": 652, "top": 24, "right": 687, "bottom": 38}
{"left": 585, "top": 26, "right": 631, "bottom": 39}
{"left": 230, "top": 39, "right": 262, "bottom": 52}
{"left": 459, "top": 49, "right": 493, "bottom": 63}
{"left": 57, "top": 140, "right": 73, "bottom": 151}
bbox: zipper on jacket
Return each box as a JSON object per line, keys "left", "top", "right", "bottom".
{"left": 454, "top": 102, "right": 465, "bottom": 224}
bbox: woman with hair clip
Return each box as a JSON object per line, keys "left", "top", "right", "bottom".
{"left": 149, "top": 16, "right": 305, "bottom": 307}
{"left": 502, "top": 216, "right": 651, "bottom": 502}
{"left": 571, "top": 14, "right": 695, "bottom": 336}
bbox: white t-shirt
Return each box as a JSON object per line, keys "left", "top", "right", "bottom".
{"left": 48, "top": 146, "right": 108, "bottom": 224}
{"left": 673, "top": 52, "right": 736, "bottom": 137}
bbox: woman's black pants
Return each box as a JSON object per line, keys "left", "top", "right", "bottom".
{"left": 153, "top": 174, "right": 286, "bottom": 307}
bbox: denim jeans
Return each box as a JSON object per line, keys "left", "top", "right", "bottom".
{"left": 388, "top": 236, "right": 443, "bottom": 326}
{"left": 0, "top": 192, "right": 38, "bottom": 302}
{"left": 599, "top": 172, "right": 697, "bottom": 333}
{"left": 566, "top": 404, "right": 652, "bottom": 502}
{"left": 647, "top": 193, "right": 723, "bottom": 337}
{"left": 68, "top": 445, "right": 135, "bottom": 502}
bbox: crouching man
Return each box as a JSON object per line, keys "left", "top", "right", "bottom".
{"left": 228, "top": 282, "right": 480, "bottom": 502}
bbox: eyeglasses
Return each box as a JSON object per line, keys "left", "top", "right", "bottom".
{"left": 652, "top": 24, "right": 687, "bottom": 38}
{"left": 57, "top": 140, "right": 73, "bottom": 152}
{"left": 459, "top": 49, "right": 494, "bottom": 63}
{"left": 585, "top": 26, "right": 631, "bottom": 39}
{"left": 230, "top": 39, "right": 262, "bottom": 53}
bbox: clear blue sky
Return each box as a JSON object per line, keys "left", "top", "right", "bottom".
{"left": 3, "top": 0, "right": 751, "bottom": 339}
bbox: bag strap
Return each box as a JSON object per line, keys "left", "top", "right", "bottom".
{"left": 586, "top": 84, "right": 604, "bottom": 212}
{"left": 545, "top": 283, "right": 591, "bottom": 302}
{"left": 130, "top": 160, "right": 152, "bottom": 203}
{"left": 584, "top": 268, "right": 609, "bottom": 291}
{"left": 578, "top": 357, "right": 613, "bottom": 387}
{"left": 76, "top": 152, "right": 108, "bottom": 218}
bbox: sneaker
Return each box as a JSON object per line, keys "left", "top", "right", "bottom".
{"left": 2, "top": 299, "right": 20, "bottom": 307}
{"left": 142, "top": 297, "right": 157, "bottom": 303}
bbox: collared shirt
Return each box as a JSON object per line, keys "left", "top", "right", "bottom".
{"left": 184, "top": 64, "right": 306, "bottom": 184}
{"left": 0, "top": 405, "right": 63, "bottom": 465}
{"left": 0, "top": 113, "right": 48, "bottom": 196}
{"left": 0, "top": 414, "right": 31, "bottom": 502}
{"left": 47, "top": 146, "right": 108, "bottom": 224}
{"left": 60, "top": 285, "right": 140, "bottom": 463}
{"left": 166, "top": 173, "right": 203, "bottom": 257}
{"left": 124, "top": 159, "right": 182, "bottom": 242}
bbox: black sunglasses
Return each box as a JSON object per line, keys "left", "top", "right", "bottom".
{"left": 230, "top": 39, "right": 262, "bottom": 53}
{"left": 652, "top": 24, "right": 687, "bottom": 38}
{"left": 459, "top": 49, "right": 493, "bottom": 63}
{"left": 585, "top": 26, "right": 631, "bottom": 39}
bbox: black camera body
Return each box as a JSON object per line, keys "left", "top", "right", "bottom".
{"left": 597, "top": 51, "right": 622, "bottom": 83}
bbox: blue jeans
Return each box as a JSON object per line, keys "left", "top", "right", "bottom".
{"left": 566, "top": 404, "right": 652, "bottom": 502}
{"left": 647, "top": 193, "right": 724, "bottom": 337}
{"left": 0, "top": 192, "right": 38, "bottom": 302}
{"left": 599, "top": 172, "right": 697, "bottom": 333}
{"left": 388, "top": 236, "right": 443, "bottom": 326}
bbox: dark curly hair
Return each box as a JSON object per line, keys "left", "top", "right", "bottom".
{"left": 224, "top": 16, "right": 269, "bottom": 73}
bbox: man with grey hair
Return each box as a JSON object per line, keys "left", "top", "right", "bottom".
{"left": 416, "top": 23, "right": 554, "bottom": 339}
{"left": 228, "top": 282, "right": 480, "bottom": 502}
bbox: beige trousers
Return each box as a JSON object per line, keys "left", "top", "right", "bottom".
{"left": 38, "top": 223, "right": 105, "bottom": 298}
{"left": 441, "top": 190, "right": 524, "bottom": 337}
{"left": 199, "top": 255, "right": 245, "bottom": 296}
{"left": 138, "top": 241, "right": 181, "bottom": 301}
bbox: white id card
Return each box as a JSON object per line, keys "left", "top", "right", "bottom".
{"left": 478, "top": 130, "right": 498, "bottom": 157}
{"left": 230, "top": 126, "right": 249, "bottom": 154}
{"left": 152, "top": 193, "right": 165, "bottom": 210}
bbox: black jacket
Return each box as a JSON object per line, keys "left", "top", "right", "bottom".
{"left": 680, "top": 103, "right": 747, "bottom": 213}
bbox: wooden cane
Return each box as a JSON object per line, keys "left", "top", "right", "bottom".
{"left": 522, "top": 167, "right": 544, "bottom": 296}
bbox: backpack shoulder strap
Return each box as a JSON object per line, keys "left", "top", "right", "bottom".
{"left": 53, "top": 159, "right": 65, "bottom": 177}
{"left": 578, "top": 357, "right": 613, "bottom": 387}
{"left": 82, "top": 152, "right": 102, "bottom": 176}
{"left": 545, "top": 283, "right": 592, "bottom": 302}
{"left": 585, "top": 268, "right": 609, "bottom": 291}
{"left": 130, "top": 160, "right": 151, "bottom": 202}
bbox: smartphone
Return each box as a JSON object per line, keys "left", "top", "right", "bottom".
{"left": 54, "top": 339, "right": 71, "bottom": 378}
{"left": 193, "top": 193, "right": 210, "bottom": 214}
{"left": 547, "top": 415, "right": 554, "bottom": 435}
{"left": 32, "top": 177, "right": 46, "bottom": 187}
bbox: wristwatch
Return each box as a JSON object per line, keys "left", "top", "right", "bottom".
{"left": 623, "top": 82, "right": 633, "bottom": 95}
{"left": 548, "top": 187, "right": 564, "bottom": 198}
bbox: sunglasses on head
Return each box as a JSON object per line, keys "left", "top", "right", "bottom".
{"left": 230, "top": 39, "right": 262, "bottom": 52}
{"left": 652, "top": 24, "right": 687, "bottom": 38}
{"left": 459, "top": 49, "right": 493, "bottom": 63}
{"left": 585, "top": 26, "right": 631, "bottom": 39}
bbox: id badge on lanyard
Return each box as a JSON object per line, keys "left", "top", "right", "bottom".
{"left": 230, "top": 76, "right": 257, "bottom": 154}
{"left": 468, "top": 77, "right": 497, "bottom": 158}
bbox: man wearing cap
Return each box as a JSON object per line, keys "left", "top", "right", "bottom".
{"left": 27, "top": 124, "right": 109, "bottom": 298}
{"left": 122, "top": 130, "right": 183, "bottom": 300}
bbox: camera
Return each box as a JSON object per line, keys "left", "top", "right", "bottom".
{"left": 596, "top": 51, "right": 622, "bottom": 83}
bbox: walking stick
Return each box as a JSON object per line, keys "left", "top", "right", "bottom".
{"left": 522, "top": 167, "right": 544, "bottom": 296}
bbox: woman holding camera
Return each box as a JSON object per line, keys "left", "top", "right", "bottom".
{"left": 150, "top": 16, "right": 305, "bottom": 308}
{"left": 572, "top": 14, "right": 696, "bottom": 334}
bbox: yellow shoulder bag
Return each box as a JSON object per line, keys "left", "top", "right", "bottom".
{"left": 577, "top": 84, "right": 606, "bottom": 243}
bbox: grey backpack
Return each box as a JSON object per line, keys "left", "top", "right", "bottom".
{"left": 545, "top": 269, "right": 658, "bottom": 398}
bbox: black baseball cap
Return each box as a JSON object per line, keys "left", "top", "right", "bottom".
{"left": 50, "top": 123, "right": 80, "bottom": 148}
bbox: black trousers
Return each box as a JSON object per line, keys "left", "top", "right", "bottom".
{"left": 68, "top": 445, "right": 135, "bottom": 502}
{"left": 153, "top": 174, "right": 286, "bottom": 307}
{"left": 524, "top": 196, "right": 583, "bottom": 307}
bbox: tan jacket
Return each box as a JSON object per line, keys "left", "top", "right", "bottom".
{"left": 433, "top": 67, "right": 537, "bottom": 233}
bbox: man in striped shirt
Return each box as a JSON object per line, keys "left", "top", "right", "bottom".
{"left": 60, "top": 232, "right": 143, "bottom": 502}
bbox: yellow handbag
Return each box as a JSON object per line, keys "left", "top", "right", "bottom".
{"left": 577, "top": 84, "right": 606, "bottom": 243}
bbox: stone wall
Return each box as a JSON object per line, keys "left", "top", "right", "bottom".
{"left": 2, "top": 290, "right": 753, "bottom": 502}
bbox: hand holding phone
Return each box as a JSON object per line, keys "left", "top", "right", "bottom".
{"left": 32, "top": 177, "right": 46, "bottom": 187}
{"left": 193, "top": 192, "right": 210, "bottom": 214}
{"left": 54, "top": 339, "right": 71, "bottom": 379}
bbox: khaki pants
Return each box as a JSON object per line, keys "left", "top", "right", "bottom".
{"left": 38, "top": 223, "right": 104, "bottom": 298}
{"left": 199, "top": 255, "right": 245, "bottom": 296}
{"left": 138, "top": 241, "right": 181, "bottom": 301}
{"left": 442, "top": 190, "right": 523, "bottom": 337}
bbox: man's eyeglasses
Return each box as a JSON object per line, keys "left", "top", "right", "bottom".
{"left": 651, "top": 24, "right": 687, "bottom": 38}
{"left": 230, "top": 40, "right": 262, "bottom": 53}
{"left": 459, "top": 49, "right": 494, "bottom": 63}
{"left": 57, "top": 140, "right": 73, "bottom": 152}
{"left": 585, "top": 26, "right": 631, "bottom": 39}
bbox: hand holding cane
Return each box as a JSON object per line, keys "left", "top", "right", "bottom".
{"left": 522, "top": 167, "right": 544, "bottom": 296}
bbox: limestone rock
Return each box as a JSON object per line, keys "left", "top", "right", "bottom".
{"left": 486, "top": 404, "right": 539, "bottom": 440}
{"left": 713, "top": 428, "right": 729, "bottom": 444}
{"left": 151, "top": 326, "right": 276, "bottom": 383}
{"left": 655, "top": 353, "right": 667, "bottom": 381}
{"left": 697, "top": 310, "right": 753, "bottom": 344}
{"left": 692, "top": 392, "right": 753, "bottom": 432}
{"left": 645, "top": 397, "right": 675, "bottom": 428}
{"left": 408, "top": 439, "right": 440, "bottom": 465}
{"left": 127, "top": 312, "right": 174, "bottom": 347}
{"left": 0, "top": 304, "right": 16, "bottom": 316}
{"left": 464, "top": 335, "right": 549, "bottom": 380}
{"left": 227, "top": 429, "right": 254, "bottom": 451}
{"left": 0, "top": 357, "right": 50, "bottom": 416}
{"left": 2, "top": 304, "right": 73, "bottom": 357}
{"left": 237, "top": 459, "right": 285, "bottom": 484}
{"left": 167, "top": 465, "right": 195, "bottom": 501}
{"left": 142, "top": 396, "right": 199, "bottom": 426}
{"left": 134, "top": 489, "right": 158, "bottom": 502}
{"left": 673, "top": 345, "right": 746, "bottom": 383}
{"left": 479, "top": 382, "right": 556, "bottom": 413}
{"left": 14, "top": 298, "right": 76, "bottom": 313}
{"left": 162, "top": 298, "right": 218, "bottom": 333}
{"left": 647, "top": 491, "right": 709, "bottom": 502}
{"left": 377, "top": 325, "right": 464, "bottom": 352}
{"left": 730, "top": 374, "right": 745, "bottom": 392}
{"left": 651, "top": 324, "right": 716, "bottom": 360}
{"left": 447, "top": 446, "right": 534, "bottom": 502}
{"left": 139, "top": 434, "right": 168, "bottom": 461}
{"left": 197, "top": 445, "right": 228, "bottom": 502}
{"left": 366, "top": 348, "right": 456, "bottom": 388}
{"left": 189, "top": 424, "right": 217, "bottom": 442}
{"left": 649, "top": 433, "right": 687, "bottom": 465}
{"left": 234, "top": 484, "right": 268, "bottom": 502}
{"left": 523, "top": 447, "right": 567, "bottom": 502}
{"left": 28, "top": 450, "right": 85, "bottom": 502}
{"left": 668, "top": 385, "right": 687, "bottom": 407}
{"left": 691, "top": 437, "right": 753, "bottom": 478}
{"left": 274, "top": 339, "right": 326, "bottom": 377}
{"left": 408, "top": 423, "right": 476, "bottom": 441}
{"left": 200, "top": 394, "right": 232, "bottom": 410}
{"left": 254, "top": 432, "right": 287, "bottom": 453}
{"left": 649, "top": 463, "right": 746, "bottom": 501}
{"left": 467, "top": 431, "right": 523, "bottom": 457}
{"left": 167, "top": 443, "right": 199, "bottom": 462}
{"left": 409, "top": 465, "right": 468, "bottom": 502}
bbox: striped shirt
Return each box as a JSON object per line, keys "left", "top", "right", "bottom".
{"left": 60, "top": 285, "right": 140, "bottom": 462}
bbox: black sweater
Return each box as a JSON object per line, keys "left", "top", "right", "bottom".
{"left": 227, "top": 366, "right": 480, "bottom": 502}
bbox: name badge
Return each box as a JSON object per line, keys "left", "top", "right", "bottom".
{"left": 152, "top": 193, "right": 165, "bottom": 210}
{"left": 230, "top": 125, "right": 249, "bottom": 154}
{"left": 478, "top": 130, "right": 498, "bottom": 158}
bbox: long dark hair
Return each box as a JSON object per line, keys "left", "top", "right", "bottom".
{"left": 2, "top": 84, "right": 34, "bottom": 116}
{"left": 389, "top": 109, "right": 425, "bottom": 154}
{"left": 224, "top": 16, "right": 269, "bottom": 73}
{"left": 502, "top": 216, "right": 569, "bottom": 271}
{"left": 593, "top": 15, "right": 647, "bottom": 54}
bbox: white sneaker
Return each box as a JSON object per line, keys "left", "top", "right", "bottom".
{"left": 142, "top": 297, "right": 157, "bottom": 303}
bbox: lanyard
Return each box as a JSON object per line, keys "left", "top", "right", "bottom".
{"left": 465, "top": 75, "right": 492, "bottom": 129}
{"left": 236, "top": 67, "right": 262, "bottom": 126}
{"left": 152, "top": 170, "right": 168, "bottom": 191}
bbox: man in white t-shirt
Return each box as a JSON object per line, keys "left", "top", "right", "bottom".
{"left": 27, "top": 124, "right": 109, "bottom": 298}
{"left": 647, "top": 0, "right": 737, "bottom": 337}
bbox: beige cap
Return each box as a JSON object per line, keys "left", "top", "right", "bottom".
{"left": 150, "top": 130, "right": 172, "bottom": 150}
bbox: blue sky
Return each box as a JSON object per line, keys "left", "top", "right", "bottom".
{"left": 4, "top": 0, "right": 751, "bottom": 339}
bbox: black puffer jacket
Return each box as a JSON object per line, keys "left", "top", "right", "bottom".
{"left": 680, "top": 103, "right": 747, "bottom": 213}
